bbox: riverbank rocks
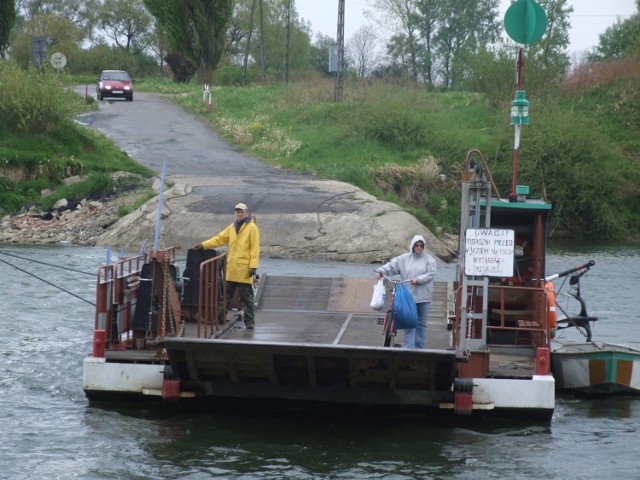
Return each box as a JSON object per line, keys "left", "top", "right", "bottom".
{"left": 2, "top": 174, "right": 459, "bottom": 264}
{"left": 0, "top": 198, "right": 118, "bottom": 245}
{"left": 96, "top": 175, "right": 459, "bottom": 264}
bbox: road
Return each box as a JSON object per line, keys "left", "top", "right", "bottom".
{"left": 75, "top": 88, "right": 455, "bottom": 263}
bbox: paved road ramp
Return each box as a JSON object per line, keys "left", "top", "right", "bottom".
{"left": 76, "top": 89, "right": 455, "bottom": 263}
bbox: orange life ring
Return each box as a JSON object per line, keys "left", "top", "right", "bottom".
{"left": 502, "top": 236, "right": 533, "bottom": 285}
{"left": 545, "top": 281, "right": 557, "bottom": 338}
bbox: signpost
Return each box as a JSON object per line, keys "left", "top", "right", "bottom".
{"left": 31, "top": 37, "right": 48, "bottom": 68}
{"left": 464, "top": 229, "right": 515, "bottom": 278}
{"left": 50, "top": 52, "right": 67, "bottom": 73}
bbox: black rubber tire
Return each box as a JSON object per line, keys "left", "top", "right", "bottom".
{"left": 383, "top": 310, "right": 394, "bottom": 347}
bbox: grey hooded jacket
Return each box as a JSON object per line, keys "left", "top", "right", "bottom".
{"left": 375, "top": 234, "right": 437, "bottom": 303}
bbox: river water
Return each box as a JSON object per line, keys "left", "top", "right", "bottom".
{"left": 1, "top": 244, "right": 639, "bottom": 480}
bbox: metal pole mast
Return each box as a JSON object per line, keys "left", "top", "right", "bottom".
{"left": 510, "top": 47, "right": 524, "bottom": 201}
{"left": 242, "top": 0, "right": 258, "bottom": 86}
{"left": 259, "top": 0, "right": 266, "bottom": 82}
{"left": 284, "top": 0, "right": 291, "bottom": 85}
{"left": 334, "top": 0, "right": 345, "bottom": 101}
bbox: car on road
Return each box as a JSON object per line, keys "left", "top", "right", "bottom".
{"left": 96, "top": 70, "right": 133, "bottom": 101}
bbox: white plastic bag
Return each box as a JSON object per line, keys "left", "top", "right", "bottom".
{"left": 370, "top": 279, "right": 386, "bottom": 310}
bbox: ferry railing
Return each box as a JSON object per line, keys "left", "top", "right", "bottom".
{"left": 452, "top": 282, "right": 550, "bottom": 349}
{"left": 95, "top": 253, "right": 146, "bottom": 349}
{"left": 197, "top": 252, "right": 227, "bottom": 338}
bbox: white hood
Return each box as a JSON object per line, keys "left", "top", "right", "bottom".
{"left": 408, "top": 234, "right": 426, "bottom": 253}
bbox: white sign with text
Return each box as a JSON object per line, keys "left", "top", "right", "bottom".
{"left": 464, "top": 228, "right": 515, "bottom": 277}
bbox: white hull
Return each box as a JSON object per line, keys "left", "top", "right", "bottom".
{"left": 83, "top": 354, "right": 554, "bottom": 416}
{"left": 83, "top": 357, "right": 165, "bottom": 399}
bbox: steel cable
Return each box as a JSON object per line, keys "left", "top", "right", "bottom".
{"left": 0, "top": 256, "right": 95, "bottom": 306}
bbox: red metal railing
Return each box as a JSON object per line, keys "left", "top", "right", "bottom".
{"left": 95, "top": 252, "right": 147, "bottom": 349}
{"left": 94, "top": 248, "right": 179, "bottom": 350}
{"left": 197, "top": 252, "right": 227, "bottom": 338}
{"left": 93, "top": 247, "right": 225, "bottom": 351}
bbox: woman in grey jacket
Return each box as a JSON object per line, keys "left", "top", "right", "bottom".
{"left": 375, "top": 234, "right": 437, "bottom": 348}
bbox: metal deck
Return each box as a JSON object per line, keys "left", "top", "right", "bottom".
{"left": 212, "top": 276, "right": 453, "bottom": 348}
{"left": 161, "top": 277, "right": 460, "bottom": 406}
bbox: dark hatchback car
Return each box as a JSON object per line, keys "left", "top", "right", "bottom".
{"left": 96, "top": 70, "right": 134, "bottom": 101}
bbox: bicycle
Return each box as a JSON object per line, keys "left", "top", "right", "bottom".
{"left": 545, "top": 260, "right": 597, "bottom": 341}
{"left": 376, "top": 275, "right": 411, "bottom": 347}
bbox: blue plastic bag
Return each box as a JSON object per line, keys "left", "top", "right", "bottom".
{"left": 393, "top": 283, "right": 418, "bottom": 329}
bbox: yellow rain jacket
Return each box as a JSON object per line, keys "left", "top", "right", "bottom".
{"left": 201, "top": 217, "right": 260, "bottom": 284}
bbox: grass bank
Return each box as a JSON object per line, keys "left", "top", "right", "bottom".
{"left": 137, "top": 71, "right": 640, "bottom": 241}
{"left": 0, "top": 62, "right": 154, "bottom": 215}
{"left": 2, "top": 60, "right": 639, "bottom": 242}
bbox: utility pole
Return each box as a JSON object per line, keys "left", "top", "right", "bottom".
{"left": 284, "top": 0, "right": 291, "bottom": 85}
{"left": 259, "top": 0, "right": 266, "bottom": 82}
{"left": 242, "top": 0, "right": 258, "bottom": 86}
{"left": 334, "top": 0, "right": 345, "bottom": 101}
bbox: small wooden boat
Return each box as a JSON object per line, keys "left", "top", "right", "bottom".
{"left": 552, "top": 341, "right": 640, "bottom": 396}
{"left": 547, "top": 262, "right": 640, "bottom": 396}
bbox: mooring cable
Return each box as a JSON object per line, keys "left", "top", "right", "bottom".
{"left": 0, "top": 256, "right": 95, "bottom": 306}
{"left": 0, "top": 250, "right": 95, "bottom": 276}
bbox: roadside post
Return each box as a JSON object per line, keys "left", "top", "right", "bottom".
{"left": 203, "top": 84, "right": 213, "bottom": 112}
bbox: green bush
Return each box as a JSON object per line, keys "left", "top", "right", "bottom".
{"left": 345, "top": 88, "right": 429, "bottom": 148}
{"left": 0, "top": 176, "right": 50, "bottom": 214}
{"left": 0, "top": 62, "right": 85, "bottom": 135}
{"left": 490, "top": 102, "right": 640, "bottom": 240}
{"left": 71, "top": 45, "right": 161, "bottom": 79}
{"left": 213, "top": 65, "right": 245, "bottom": 86}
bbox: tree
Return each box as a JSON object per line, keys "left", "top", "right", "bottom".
{"left": 11, "top": 12, "right": 85, "bottom": 68}
{"left": 308, "top": 33, "right": 334, "bottom": 76}
{"left": 346, "top": 25, "right": 380, "bottom": 77}
{"left": 590, "top": 5, "right": 640, "bottom": 60}
{"left": 365, "top": 0, "right": 422, "bottom": 81}
{"left": 464, "top": 44, "right": 517, "bottom": 107}
{"left": 246, "top": 0, "right": 312, "bottom": 80}
{"left": 371, "top": 0, "right": 500, "bottom": 87}
{"left": 414, "top": 0, "right": 441, "bottom": 87}
{"left": 433, "top": 0, "right": 500, "bottom": 89}
{"left": 524, "top": 0, "right": 572, "bottom": 88}
{"left": 96, "top": 0, "right": 153, "bottom": 53}
{"left": 20, "top": 0, "right": 96, "bottom": 37}
{"left": 0, "top": 0, "right": 17, "bottom": 57}
{"left": 144, "top": 0, "right": 234, "bottom": 84}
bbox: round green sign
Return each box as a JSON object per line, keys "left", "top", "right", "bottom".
{"left": 504, "top": 0, "right": 548, "bottom": 45}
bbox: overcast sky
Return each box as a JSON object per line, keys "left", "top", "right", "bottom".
{"left": 295, "top": 0, "right": 638, "bottom": 55}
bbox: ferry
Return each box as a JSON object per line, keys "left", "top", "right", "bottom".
{"left": 82, "top": 149, "right": 556, "bottom": 420}
{"left": 83, "top": 0, "right": 558, "bottom": 420}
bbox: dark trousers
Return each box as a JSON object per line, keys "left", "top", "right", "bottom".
{"left": 220, "top": 281, "right": 255, "bottom": 325}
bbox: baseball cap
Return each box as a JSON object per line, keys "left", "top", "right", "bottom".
{"left": 234, "top": 203, "right": 248, "bottom": 211}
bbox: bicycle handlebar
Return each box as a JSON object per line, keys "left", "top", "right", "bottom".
{"left": 377, "top": 273, "right": 412, "bottom": 284}
{"left": 544, "top": 260, "right": 595, "bottom": 282}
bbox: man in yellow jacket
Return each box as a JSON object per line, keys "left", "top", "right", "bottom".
{"left": 194, "top": 203, "right": 260, "bottom": 329}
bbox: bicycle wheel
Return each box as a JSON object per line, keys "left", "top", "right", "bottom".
{"left": 383, "top": 309, "right": 395, "bottom": 347}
